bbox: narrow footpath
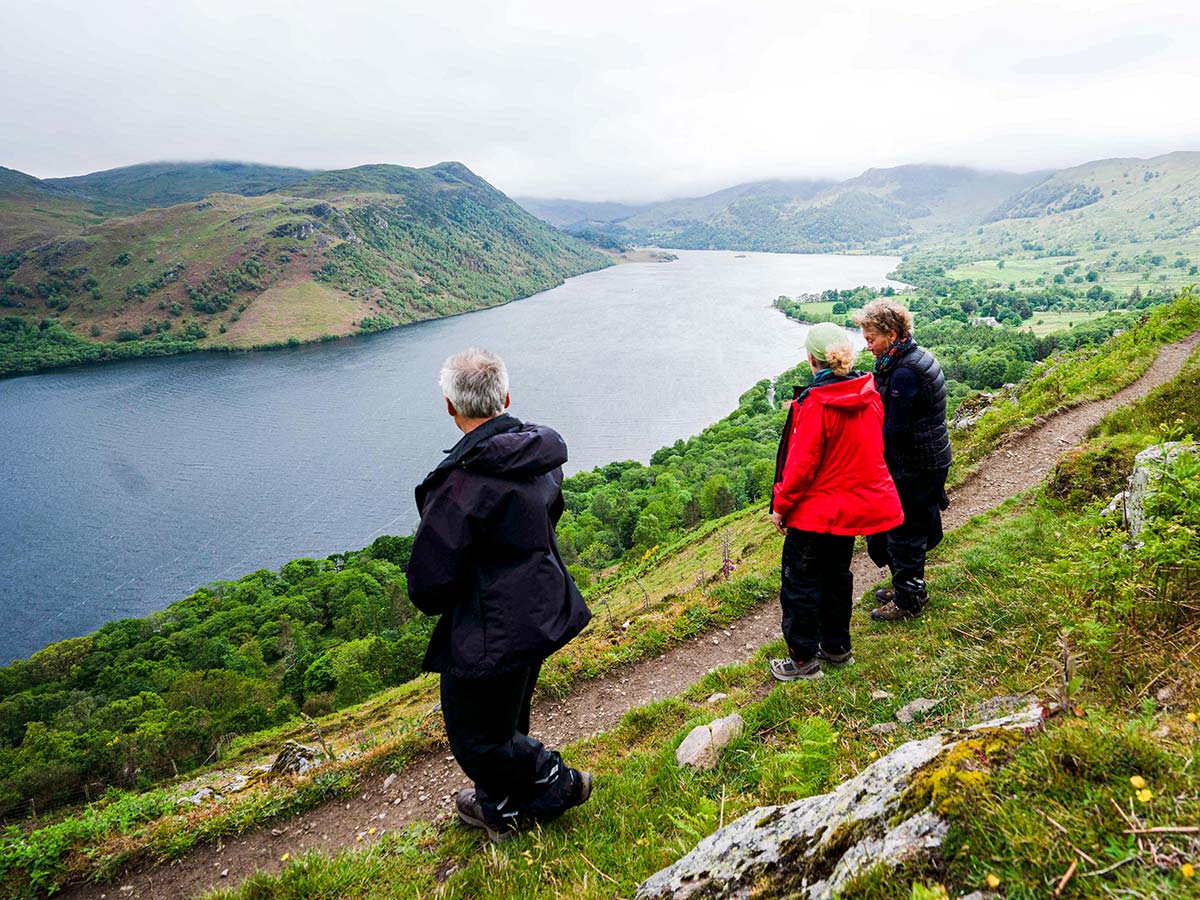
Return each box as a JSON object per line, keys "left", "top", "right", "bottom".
{"left": 65, "top": 330, "right": 1200, "bottom": 900}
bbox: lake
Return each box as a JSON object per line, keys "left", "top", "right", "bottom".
{"left": 0, "top": 250, "right": 901, "bottom": 663}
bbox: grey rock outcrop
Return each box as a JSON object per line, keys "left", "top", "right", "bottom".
{"left": 949, "top": 392, "right": 996, "bottom": 431}
{"left": 637, "top": 705, "right": 1043, "bottom": 900}
{"left": 1127, "top": 442, "right": 1196, "bottom": 540}
{"left": 269, "top": 740, "right": 325, "bottom": 776}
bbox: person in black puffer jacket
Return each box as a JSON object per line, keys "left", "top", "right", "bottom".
{"left": 407, "top": 348, "right": 593, "bottom": 841}
{"left": 853, "top": 300, "right": 952, "bottom": 621}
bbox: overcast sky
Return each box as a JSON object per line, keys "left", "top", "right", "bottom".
{"left": 3, "top": 0, "right": 1199, "bottom": 201}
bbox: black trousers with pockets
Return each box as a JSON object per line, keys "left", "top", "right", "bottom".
{"left": 440, "top": 661, "right": 578, "bottom": 825}
{"left": 779, "top": 529, "right": 855, "bottom": 662}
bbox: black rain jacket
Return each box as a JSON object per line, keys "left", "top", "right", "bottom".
{"left": 406, "top": 414, "right": 592, "bottom": 677}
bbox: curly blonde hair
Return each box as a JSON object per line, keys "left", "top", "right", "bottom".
{"left": 853, "top": 299, "right": 913, "bottom": 341}
{"left": 823, "top": 344, "right": 856, "bottom": 376}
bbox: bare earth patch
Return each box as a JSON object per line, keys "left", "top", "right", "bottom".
{"left": 56, "top": 329, "right": 1200, "bottom": 900}
{"left": 212, "top": 279, "right": 365, "bottom": 348}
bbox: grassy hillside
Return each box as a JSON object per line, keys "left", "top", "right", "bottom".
{"left": 919, "top": 151, "right": 1200, "bottom": 300}
{"left": 44, "top": 161, "right": 315, "bottom": 209}
{"left": 0, "top": 167, "right": 135, "bottom": 256}
{"left": 2, "top": 292, "right": 1197, "bottom": 898}
{"left": 6, "top": 301, "right": 1197, "bottom": 899}
{"left": 186, "top": 322, "right": 1200, "bottom": 900}
{"left": 0, "top": 162, "right": 610, "bottom": 376}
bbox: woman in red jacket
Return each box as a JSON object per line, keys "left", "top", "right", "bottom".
{"left": 769, "top": 322, "right": 903, "bottom": 681}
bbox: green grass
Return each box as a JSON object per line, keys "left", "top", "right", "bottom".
{"left": 1018, "top": 309, "right": 1114, "bottom": 336}
{"left": 943, "top": 244, "right": 1200, "bottom": 301}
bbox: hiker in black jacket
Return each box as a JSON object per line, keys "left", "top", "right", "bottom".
{"left": 854, "top": 300, "right": 953, "bottom": 622}
{"left": 407, "top": 348, "right": 593, "bottom": 842}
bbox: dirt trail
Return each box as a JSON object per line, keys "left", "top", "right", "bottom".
{"left": 63, "top": 330, "right": 1200, "bottom": 900}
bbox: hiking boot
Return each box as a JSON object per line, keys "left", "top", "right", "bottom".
{"left": 816, "top": 645, "right": 855, "bottom": 667}
{"left": 572, "top": 770, "right": 593, "bottom": 809}
{"left": 455, "top": 788, "right": 520, "bottom": 843}
{"left": 769, "top": 657, "right": 824, "bottom": 682}
{"left": 870, "top": 600, "right": 921, "bottom": 622}
{"left": 874, "top": 587, "right": 894, "bottom": 604}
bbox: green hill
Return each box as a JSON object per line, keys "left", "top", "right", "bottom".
{"left": 44, "top": 161, "right": 316, "bottom": 209}
{"left": 0, "top": 162, "right": 609, "bottom": 376}
{"left": 921, "top": 151, "right": 1200, "bottom": 300}
{"left": 0, "top": 167, "right": 135, "bottom": 256}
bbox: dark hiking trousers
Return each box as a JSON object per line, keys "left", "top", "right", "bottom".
{"left": 440, "top": 661, "right": 580, "bottom": 827}
{"left": 866, "top": 468, "right": 950, "bottom": 611}
{"left": 779, "top": 529, "right": 855, "bottom": 662}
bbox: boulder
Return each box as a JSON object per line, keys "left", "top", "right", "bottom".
{"left": 1127, "top": 442, "right": 1197, "bottom": 540}
{"left": 950, "top": 392, "right": 996, "bottom": 431}
{"left": 895, "top": 697, "right": 944, "bottom": 724}
{"left": 638, "top": 705, "right": 1043, "bottom": 900}
{"left": 270, "top": 740, "right": 324, "bottom": 777}
{"left": 676, "top": 714, "right": 745, "bottom": 770}
{"left": 177, "top": 786, "right": 218, "bottom": 806}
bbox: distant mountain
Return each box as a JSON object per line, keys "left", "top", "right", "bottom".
{"left": 839, "top": 165, "right": 1046, "bottom": 231}
{"left": 588, "top": 167, "right": 1045, "bottom": 253}
{"left": 0, "top": 166, "right": 136, "bottom": 255}
{"left": 0, "top": 161, "right": 609, "bottom": 375}
{"left": 44, "top": 161, "right": 316, "bottom": 209}
{"left": 514, "top": 197, "right": 653, "bottom": 228}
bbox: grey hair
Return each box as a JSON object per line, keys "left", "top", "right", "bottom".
{"left": 439, "top": 348, "right": 509, "bottom": 418}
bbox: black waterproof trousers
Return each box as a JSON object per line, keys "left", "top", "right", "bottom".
{"left": 866, "top": 468, "right": 950, "bottom": 611}
{"left": 440, "top": 661, "right": 580, "bottom": 826}
{"left": 779, "top": 529, "right": 855, "bottom": 662}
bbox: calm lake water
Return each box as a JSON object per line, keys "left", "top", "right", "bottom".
{"left": 0, "top": 250, "right": 900, "bottom": 663}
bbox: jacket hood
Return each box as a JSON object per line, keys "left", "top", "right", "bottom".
{"left": 438, "top": 414, "right": 567, "bottom": 478}
{"left": 804, "top": 372, "right": 876, "bottom": 411}
{"left": 416, "top": 414, "right": 568, "bottom": 513}
{"left": 461, "top": 422, "right": 567, "bottom": 478}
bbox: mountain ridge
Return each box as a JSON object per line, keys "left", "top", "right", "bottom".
{"left": 0, "top": 160, "right": 610, "bottom": 376}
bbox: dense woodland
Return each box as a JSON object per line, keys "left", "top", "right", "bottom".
{"left": 0, "top": 537, "right": 419, "bottom": 818}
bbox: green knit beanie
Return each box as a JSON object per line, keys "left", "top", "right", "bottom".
{"left": 805, "top": 322, "right": 851, "bottom": 363}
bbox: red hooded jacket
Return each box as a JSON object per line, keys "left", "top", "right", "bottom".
{"left": 772, "top": 372, "right": 904, "bottom": 536}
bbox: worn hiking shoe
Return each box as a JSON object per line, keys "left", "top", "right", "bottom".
{"left": 769, "top": 657, "right": 824, "bottom": 682}
{"left": 870, "top": 600, "right": 922, "bottom": 622}
{"left": 816, "top": 645, "right": 855, "bottom": 667}
{"left": 455, "top": 788, "right": 520, "bottom": 843}
{"left": 572, "top": 770, "right": 593, "bottom": 808}
{"left": 874, "top": 587, "right": 894, "bottom": 604}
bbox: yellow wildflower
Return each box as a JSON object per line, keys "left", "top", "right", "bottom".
{"left": 280, "top": 852, "right": 290, "bottom": 862}
{"left": 1136, "top": 788, "right": 1153, "bottom": 803}
{"left": 1183, "top": 863, "right": 1195, "bottom": 878}
{"left": 986, "top": 873, "right": 1000, "bottom": 889}
{"left": 1187, "top": 712, "right": 1198, "bottom": 724}
{"left": 368, "top": 827, "right": 377, "bottom": 835}
{"left": 1130, "top": 775, "right": 1146, "bottom": 789}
